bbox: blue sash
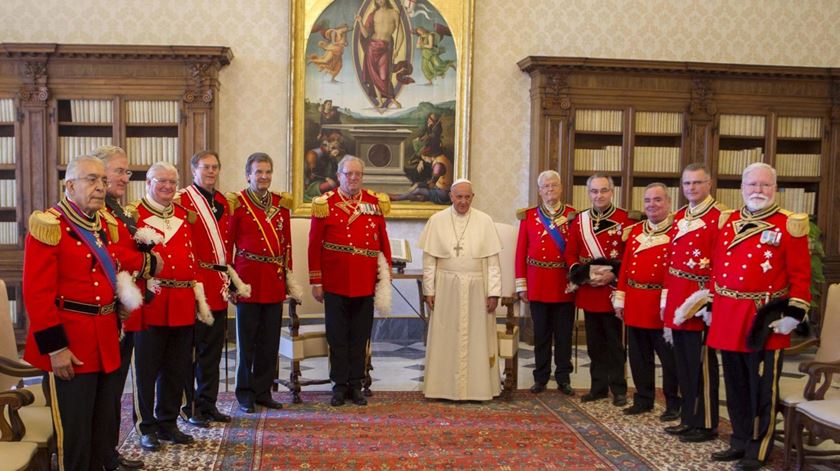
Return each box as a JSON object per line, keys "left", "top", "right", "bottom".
{"left": 54, "top": 204, "right": 118, "bottom": 292}
{"left": 538, "top": 206, "right": 566, "bottom": 253}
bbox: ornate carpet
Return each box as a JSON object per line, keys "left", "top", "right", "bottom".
{"left": 117, "top": 391, "right": 786, "bottom": 470}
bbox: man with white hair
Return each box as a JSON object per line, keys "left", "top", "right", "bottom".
{"left": 514, "top": 170, "right": 577, "bottom": 395}
{"left": 129, "top": 162, "right": 212, "bottom": 451}
{"left": 419, "top": 179, "right": 503, "bottom": 400}
{"left": 706, "top": 162, "right": 811, "bottom": 470}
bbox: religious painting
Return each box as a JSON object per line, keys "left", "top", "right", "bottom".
{"left": 290, "top": 0, "right": 475, "bottom": 218}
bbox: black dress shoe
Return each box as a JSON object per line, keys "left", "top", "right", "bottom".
{"left": 530, "top": 383, "right": 547, "bottom": 394}
{"left": 157, "top": 429, "right": 194, "bottom": 445}
{"left": 557, "top": 382, "right": 575, "bottom": 396}
{"left": 622, "top": 404, "right": 653, "bottom": 415}
{"left": 207, "top": 408, "right": 232, "bottom": 422}
{"left": 711, "top": 447, "right": 745, "bottom": 462}
{"left": 256, "top": 398, "right": 284, "bottom": 410}
{"left": 664, "top": 424, "right": 693, "bottom": 435}
{"left": 735, "top": 458, "right": 763, "bottom": 471}
{"left": 139, "top": 434, "right": 161, "bottom": 452}
{"left": 239, "top": 403, "right": 255, "bottom": 413}
{"left": 659, "top": 408, "right": 681, "bottom": 422}
{"left": 580, "top": 392, "right": 608, "bottom": 403}
{"left": 349, "top": 389, "right": 368, "bottom": 406}
{"left": 331, "top": 391, "right": 346, "bottom": 407}
{"left": 117, "top": 455, "right": 145, "bottom": 469}
{"left": 680, "top": 428, "right": 718, "bottom": 443}
{"left": 612, "top": 394, "right": 627, "bottom": 407}
{"left": 187, "top": 413, "right": 211, "bottom": 428}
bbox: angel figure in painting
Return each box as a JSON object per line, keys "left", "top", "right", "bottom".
{"left": 308, "top": 23, "right": 350, "bottom": 82}
{"left": 414, "top": 25, "right": 455, "bottom": 85}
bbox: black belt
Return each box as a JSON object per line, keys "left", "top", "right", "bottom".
{"left": 627, "top": 279, "right": 663, "bottom": 290}
{"left": 237, "top": 249, "right": 285, "bottom": 266}
{"left": 55, "top": 298, "right": 116, "bottom": 316}
{"left": 155, "top": 278, "right": 196, "bottom": 289}
{"left": 527, "top": 257, "right": 566, "bottom": 269}
{"left": 323, "top": 242, "right": 379, "bottom": 258}
{"left": 668, "top": 267, "right": 709, "bottom": 283}
{"left": 199, "top": 261, "right": 228, "bottom": 272}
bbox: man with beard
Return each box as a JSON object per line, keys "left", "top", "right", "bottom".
{"left": 706, "top": 162, "right": 810, "bottom": 471}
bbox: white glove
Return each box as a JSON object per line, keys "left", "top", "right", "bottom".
{"left": 769, "top": 316, "right": 799, "bottom": 335}
{"left": 662, "top": 327, "right": 673, "bottom": 345}
{"left": 695, "top": 306, "right": 712, "bottom": 326}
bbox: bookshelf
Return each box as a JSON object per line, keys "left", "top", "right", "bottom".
{"left": 519, "top": 56, "right": 840, "bottom": 315}
{"left": 0, "top": 43, "right": 233, "bottom": 345}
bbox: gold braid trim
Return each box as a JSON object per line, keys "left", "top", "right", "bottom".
{"left": 375, "top": 191, "right": 391, "bottom": 216}
{"left": 124, "top": 200, "right": 141, "bottom": 221}
{"left": 312, "top": 195, "right": 329, "bottom": 218}
{"left": 515, "top": 206, "right": 534, "bottom": 220}
{"left": 99, "top": 209, "right": 120, "bottom": 243}
{"left": 225, "top": 192, "right": 240, "bottom": 213}
{"left": 28, "top": 210, "right": 61, "bottom": 246}
{"left": 718, "top": 209, "right": 735, "bottom": 229}
{"left": 274, "top": 191, "right": 294, "bottom": 210}
{"left": 786, "top": 212, "right": 809, "bottom": 238}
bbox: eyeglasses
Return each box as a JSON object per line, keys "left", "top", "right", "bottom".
{"left": 72, "top": 175, "right": 108, "bottom": 187}
{"left": 539, "top": 183, "right": 561, "bottom": 189}
{"left": 588, "top": 188, "right": 612, "bottom": 195}
{"left": 681, "top": 180, "right": 709, "bottom": 187}
{"left": 340, "top": 171, "right": 363, "bottom": 178}
{"left": 113, "top": 168, "right": 133, "bottom": 176}
{"left": 151, "top": 177, "right": 178, "bottom": 186}
{"left": 742, "top": 182, "right": 775, "bottom": 191}
{"left": 196, "top": 164, "right": 220, "bottom": 171}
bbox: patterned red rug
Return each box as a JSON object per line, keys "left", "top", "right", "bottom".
{"left": 117, "top": 391, "right": 787, "bottom": 470}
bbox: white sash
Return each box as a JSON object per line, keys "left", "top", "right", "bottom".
{"left": 185, "top": 185, "right": 226, "bottom": 265}
{"left": 579, "top": 210, "right": 606, "bottom": 259}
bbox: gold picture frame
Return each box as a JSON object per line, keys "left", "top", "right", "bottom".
{"left": 288, "top": 0, "right": 475, "bottom": 219}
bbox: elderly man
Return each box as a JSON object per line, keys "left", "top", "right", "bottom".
{"left": 419, "top": 179, "right": 503, "bottom": 401}
{"left": 565, "top": 173, "right": 639, "bottom": 406}
{"left": 661, "top": 163, "right": 724, "bottom": 443}
{"left": 514, "top": 170, "right": 576, "bottom": 395}
{"left": 613, "top": 183, "right": 680, "bottom": 419}
{"left": 23, "top": 156, "right": 126, "bottom": 470}
{"left": 707, "top": 162, "right": 810, "bottom": 471}
{"left": 129, "top": 162, "right": 211, "bottom": 451}
{"left": 309, "top": 155, "right": 391, "bottom": 406}
{"left": 178, "top": 150, "right": 236, "bottom": 425}
{"left": 229, "top": 152, "right": 293, "bottom": 413}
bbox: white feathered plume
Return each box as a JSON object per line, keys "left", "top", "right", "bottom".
{"left": 673, "top": 289, "right": 710, "bottom": 326}
{"left": 373, "top": 252, "right": 392, "bottom": 315}
{"left": 226, "top": 265, "right": 252, "bottom": 299}
{"left": 285, "top": 269, "right": 304, "bottom": 304}
{"left": 133, "top": 226, "right": 164, "bottom": 246}
{"left": 116, "top": 271, "right": 143, "bottom": 312}
{"left": 193, "top": 282, "right": 215, "bottom": 326}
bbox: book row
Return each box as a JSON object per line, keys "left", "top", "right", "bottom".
{"left": 718, "top": 148, "right": 764, "bottom": 175}
{"left": 0, "top": 221, "right": 18, "bottom": 245}
{"left": 126, "top": 180, "right": 147, "bottom": 202}
{"left": 125, "top": 137, "right": 179, "bottom": 166}
{"left": 715, "top": 188, "right": 816, "bottom": 215}
{"left": 632, "top": 146, "right": 681, "bottom": 173}
{"left": 634, "top": 111, "right": 683, "bottom": 135}
{"left": 573, "top": 146, "right": 622, "bottom": 171}
{"left": 59, "top": 136, "right": 114, "bottom": 164}
{"left": 775, "top": 154, "right": 821, "bottom": 177}
{"left": 7, "top": 299, "right": 17, "bottom": 324}
{"left": 126, "top": 100, "right": 179, "bottom": 124}
{"left": 575, "top": 109, "right": 623, "bottom": 133}
{"left": 68, "top": 99, "right": 114, "bottom": 123}
{"left": 571, "top": 185, "right": 623, "bottom": 211}
{"left": 0, "top": 180, "right": 17, "bottom": 207}
{"left": 0, "top": 137, "right": 15, "bottom": 164}
{"left": 777, "top": 117, "right": 822, "bottom": 139}
{"left": 719, "top": 114, "right": 765, "bottom": 137}
{"left": 0, "top": 99, "right": 13, "bottom": 123}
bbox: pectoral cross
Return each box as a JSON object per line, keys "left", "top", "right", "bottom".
{"left": 453, "top": 242, "right": 463, "bottom": 256}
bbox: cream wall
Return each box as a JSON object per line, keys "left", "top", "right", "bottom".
{"left": 3, "top": 0, "right": 840, "bottom": 244}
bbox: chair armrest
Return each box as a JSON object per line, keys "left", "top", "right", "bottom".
{"left": 785, "top": 337, "right": 819, "bottom": 356}
{"left": 0, "top": 356, "right": 41, "bottom": 378}
{"left": 0, "top": 389, "right": 34, "bottom": 441}
{"left": 801, "top": 360, "right": 840, "bottom": 400}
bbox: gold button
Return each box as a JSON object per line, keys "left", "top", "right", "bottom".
{"left": 95, "top": 296, "right": 101, "bottom": 301}
{"left": 94, "top": 282, "right": 99, "bottom": 287}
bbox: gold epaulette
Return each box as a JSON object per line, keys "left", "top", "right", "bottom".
{"left": 567, "top": 210, "right": 577, "bottom": 222}
{"left": 718, "top": 209, "right": 735, "bottom": 229}
{"left": 124, "top": 200, "right": 141, "bottom": 222}
{"left": 225, "top": 192, "right": 240, "bottom": 213}
{"left": 373, "top": 190, "right": 391, "bottom": 216}
{"left": 28, "top": 210, "right": 61, "bottom": 246}
{"left": 622, "top": 220, "right": 644, "bottom": 242}
{"left": 714, "top": 201, "right": 729, "bottom": 211}
{"left": 174, "top": 203, "right": 197, "bottom": 224}
{"left": 99, "top": 209, "right": 120, "bottom": 243}
{"left": 273, "top": 191, "right": 294, "bottom": 210}
{"left": 515, "top": 206, "right": 535, "bottom": 220}
{"left": 786, "top": 212, "right": 809, "bottom": 238}
{"left": 312, "top": 192, "right": 331, "bottom": 218}
{"left": 172, "top": 192, "right": 183, "bottom": 205}
{"left": 627, "top": 210, "right": 643, "bottom": 221}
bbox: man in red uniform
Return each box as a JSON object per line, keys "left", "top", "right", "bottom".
{"left": 565, "top": 173, "right": 638, "bottom": 406}
{"left": 229, "top": 152, "right": 292, "bottom": 413}
{"left": 515, "top": 170, "right": 576, "bottom": 395}
{"left": 707, "top": 163, "right": 810, "bottom": 470}
{"left": 177, "top": 150, "right": 235, "bottom": 425}
{"left": 661, "top": 163, "right": 724, "bottom": 443}
{"left": 309, "top": 155, "right": 392, "bottom": 406}
{"left": 96, "top": 145, "right": 159, "bottom": 471}
{"left": 613, "top": 183, "right": 680, "bottom": 419}
{"left": 23, "top": 156, "right": 125, "bottom": 470}
{"left": 129, "top": 162, "right": 210, "bottom": 451}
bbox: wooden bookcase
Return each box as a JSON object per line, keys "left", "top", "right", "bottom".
{"left": 519, "top": 56, "right": 840, "bottom": 323}
{"left": 0, "top": 43, "right": 233, "bottom": 345}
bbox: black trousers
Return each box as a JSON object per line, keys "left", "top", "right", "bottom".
{"left": 48, "top": 369, "right": 122, "bottom": 471}
{"left": 584, "top": 310, "right": 627, "bottom": 396}
{"left": 183, "top": 309, "right": 227, "bottom": 416}
{"left": 627, "top": 326, "right": 680, "bottom": 410}
{"left": 324, "top": 292, "right": 374, "bottom": 393}
{"left": 235, "top": 302, "right": 282, "bottom": 406}
{"left": 672, "top": 329, "right": 719, "bottom": 430}
{"left": 529, "top": 301, "right": 575, "bottom": 385}
{"left": 721, "top": 349, "right": 784, "bottom": 463}
{"left": 133, "top": 325, "right": 192, "bottom": 435}
{"left": 105, "top": 331, "right": 134, "bottom": 469}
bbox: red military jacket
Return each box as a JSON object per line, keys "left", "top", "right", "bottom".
{"left": 308, "top": 189, "right": 392, "bottom": 297}
{"left": 615, "top": 217, "right": 673, "bottom": 329}
{"left": 23, "top": 200, "right": 122, "bottom": 374}
{"left": 177, "top": 184, "right": 234, "bottom": 311}
{"left": 129, "top": 198, "right": 197, "bottom": 327}
{"left": 514, "top": 203, "right": 576, "bottom": 303}
{"left": 565, "top": 205, "right": 637, "bottom": 312}
{"left": 663, "top": 197, "right": 727, "bottom": 331}
{"left": 708, "top": 205, "right": 811, "bottom": 352}
{"left": 229, "top": 189, "right": 292, "bottom": 304}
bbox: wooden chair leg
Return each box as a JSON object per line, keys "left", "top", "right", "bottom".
{"left": 783, "top": 405, "right": 794, "bottom": 469}
{"left": 794, "top": 411, "right": 805, "bottom": 471}
{"left": 290, "top": 359, "right": 302, "bottom": 404}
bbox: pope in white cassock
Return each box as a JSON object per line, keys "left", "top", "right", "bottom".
{"left": 419, "top": 179, "right": 503, "bottom": 401}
